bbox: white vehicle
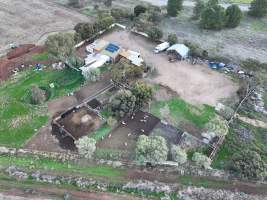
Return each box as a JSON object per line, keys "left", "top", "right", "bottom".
{"left": 153, "top": 42, "right": 170, "bottom": 53}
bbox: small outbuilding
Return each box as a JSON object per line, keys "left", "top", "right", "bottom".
{"left": 167, "top": 44, "right": 190, "bottom": 60}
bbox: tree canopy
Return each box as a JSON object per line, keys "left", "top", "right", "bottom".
{"left": 171, "top": 145, "right": 187, "bottom": 164}
{"left": 146, "top": 27, "right": 163, "bottom": 41}
{"left": 45, "top": 33, "right": 75, "bottom": 61}
{"left": 248, "top": 0, "right": 267, "bottom": 18}
{"left": 225, "top": 5, "right": 242, "bottom": 28}
{"left": 136, "top": 135, "right": 169, "bottom": 163}
{"left": 167, "top": 0, "right": 183, "bottom": 17}
{"left": 131, "top": 82, "right": 153, "bottom": 110}
{"left": 75, "top": 136, "right": 96, "bottom": 159}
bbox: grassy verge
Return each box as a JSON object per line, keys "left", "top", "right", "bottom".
{"left": 0, "top": 67, "right": 84, "bottom": 147}
{"left": 149, "top": 98, "right": 215, "bottom": 129}
{"left": 0, "top": 155, "right": 123, "bottom": 178}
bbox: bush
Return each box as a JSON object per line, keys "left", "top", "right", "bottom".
{"left": 241, "top": 59, "right": 267, "bottom": 71}
{"left": 136, "top": 135, "right": 169, "bottom": 163}
{"left": 111, "top": 8, "right": 129, "bottom": 20}
{"left": 205, "top": 116, "right": 229, "bottom": 137}
{"left": 192, "top": 152, "right": 211, "bottom": 169}
{"left": 225, "top": 5, "right": 242, "bottom": 28}
{"left": 171, "top": 145, "right": 187, "bottom": 164}
{"left": 248, "top": 0, "right": 267, "bottom": 18}
{"left": 167, "top": 34, "right": 178, "bottom": 45}
{"left": 229, "top": 150, "right": 267, "bottom": 180}
{"left": 82, "top": 68, "right": 101, "bottom": 82}
{"left": 109, "top": 90, "right": 136, "bottom": 118}
{"left": 134, "top": 5, "right": 147, "bottom": 17}
{"left": 74, "top": 23, "right": 95, "bottom": 41}
{"left": 95, "top": 16, "right": 115, "bottom": 31}
{"left": 167, "top": 0, "right": 183, "bottom": 17}
{"left": 75, "top": 136, "right": 96, "bottom": 159}
{"left": 146, "top": 27, "right": 163, "bottom": 41}
{"left": 107, "top": 116, "right": 117, "bottom": 127}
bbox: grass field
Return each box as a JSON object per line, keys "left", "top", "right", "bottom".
{"left": 0, "top": 67, "right": 84, "bottom": 147}
{"left": 31, "top": 52, "right": 50, "bottom": 62}
{"left": 0, "top": 155, "right": 124, "bottom": 178}
{"left": 149, "top": 98, "right": 215, "bottom": 129}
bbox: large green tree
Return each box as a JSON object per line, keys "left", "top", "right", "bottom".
{"left": 229, "top": 150, "right": 267, "bottom": 180}
{"left": 200, "top": 4, "right": 226, "bottom": 30}
{"left": 136, "top": 135, "right": 168, "bottom": 163}
{"left": 134, "top": 5, "right": 147, "bottom": 17}
{"left": 45, "top": 33, "right": 75, "bottom": 61}
{"left": 192, "top": 0, "right": 205, "bottom": 20}
{"left": 225, "top": 5, "right": 243, "bottom": 28}
{"left": 146, "top": 27, "right": 163, "bottom": 41}
{"left": 109, "top": 90, "right": 136, "bottom": 118}
{"left": 131, "top": 82, "right": 153, "bottom": 110}
{"left": 167, "top": 0, "right": 183, "bottom": 17}
{"left": 248, "top": 0, "right": 267, "bottom": 18}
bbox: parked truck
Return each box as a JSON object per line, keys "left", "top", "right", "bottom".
{"left": 153, "top": 42, "right": 170, "bottom": 54}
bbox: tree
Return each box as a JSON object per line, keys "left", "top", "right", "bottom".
{"left": 146, "top": 27, "right": 163, "bottom": 41}
{"left": 134, "top": 5, "right": 147, "bottom": 17}
{"left": 171, "top": 145, "right": 187, "bottom": 165}
{"left": 136, "top": 135, "right": 168, "bottom": 163}
{"left": 192, "top": 152, "right": 211, "bottom": 169}
{"left": 225, "top": 5, "right": 242, "bottom": 28}
{"left": 30, "top": 85, "right": 46, "bottom": 105}
{"left": 200, "top": 4, "right": 226, "bottom": 30}
{"left": 192, "top": 0, "right": 205, "bottom": 20}
{"left": 109, "top": 90, "right": 136, "bottom": 118}
{"left": 82, "top": 68, "right": 101, "bottom": 82}
{"left": 131, "top": 82, "right": 153, "bottom": 110}
{"left": 229, "top": 150, "right": 267, "bottom": 180}
{"left": 104, "top": 0, "right": 112, "bottom": 7}
{"left": 75, "top": 136, "right": 96, "bottom": 159}
{"left": 111, "top": 8, "right": 129, "bottom": 20}
{"left": 248, "top": 0, "right": 267, "bottom": 18}
{"left": 167, "top": 0, "right": 183, "bottom": 17}
{"left": 205, "top": 116, "right": 229, "bottom": 137}
{"left": 45, "top": 33, "right": 75, "bottom": 61}
{"left": 167, "top": 34, "right": 178, "bottom": 45}
{"left": 74, "top": 23, "right": 95, "bottom": 41}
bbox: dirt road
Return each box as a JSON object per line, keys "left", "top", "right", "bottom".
{"left": 102, "top": 30, "right": 238, "bottom": 106}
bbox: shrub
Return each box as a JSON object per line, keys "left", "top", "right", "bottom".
{"left": 107, "top": 116, "right": 117, "bottom": 127}
{"left": 225, "top": 5, "right": 242, "bottom": 28}
{"left": 136, "top": 135, "right": 168, "bottom": 163}
{"left": 205, "top": 116, "right": 229, "bottom": 137}
{"left": 171, "top": 145, "right": 187, "bottom": 164}
{"left": 95, "top": 16, "right": 115, "bottom": 31}
{"left": 134, "top": 5, "right": 147, "bottom": 17}
{"left": 229, "top": 150, "right": 267, "bottom": 180}
{"left": 111, "top": 8, "right": 129, "bottom": 20}
{"left": 167, "top": 34, "right": 178, "bottom": 45}
{"left": 241, "top": 59, "right": 267, "bottom": 71}
{"left": 74, "top": 23, "right": 95, "bottom": 41}
{"left": 146, "top": 27, "right": 163, "bottom": 41}
{"left": 248, "top": 0, "right": 267, "bottom": 18}
{"left": 192, "top": 152, "right": 211, "bottom": 169}
{"left": 75, "top": 136, "right": 96, "bottom": 159}
{"left": 82, "top": 68, "right": 101, "bottom": 82}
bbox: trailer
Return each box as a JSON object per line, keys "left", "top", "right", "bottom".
{"left": 153, "top": 42, "right": 170, "bottom": 53}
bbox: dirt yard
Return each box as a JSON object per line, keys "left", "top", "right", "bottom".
{"left": 0, "top": 0, "right": 90, "bottom": 48}
{"left": 102, "top": 30, "right": 238, "bottom": 106}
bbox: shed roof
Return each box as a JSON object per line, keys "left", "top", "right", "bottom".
{"left": 167, "top": 44, "right": 189, "bottom": 58}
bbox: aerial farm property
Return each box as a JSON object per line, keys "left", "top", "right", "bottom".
{"left": 0, "top": 0, "right": 267, "bottom": 199}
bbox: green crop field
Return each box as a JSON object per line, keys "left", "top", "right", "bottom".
{"left": 0, "top": 67, "right": 84, "bottom": 147}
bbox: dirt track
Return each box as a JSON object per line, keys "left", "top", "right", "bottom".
{"left": 102, "top": 30, "right": 238, "bottom": 106}
{"left": 0, "top": 0, "right": 90, "bottom": 47}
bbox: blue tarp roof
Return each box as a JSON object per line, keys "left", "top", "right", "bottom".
{"left": 105, "top": 43, "right": 119, "bottom": 53}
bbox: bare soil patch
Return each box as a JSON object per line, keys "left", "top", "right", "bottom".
{"left": 101, "top": 30, "right": 238, "bottom": 106}
{"left": 0, "top": 0, "right": 90, "bottom": 47}
{"left": 97, "top": 111, "right": 160, "bottom": 154}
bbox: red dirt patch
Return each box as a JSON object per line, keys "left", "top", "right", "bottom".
{"left": 7, "top": 44, "right": 35, "bottom": 59}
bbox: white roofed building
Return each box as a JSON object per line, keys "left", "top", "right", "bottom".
{"left": 167, "top": 44, "right": 190, "bottom": 60}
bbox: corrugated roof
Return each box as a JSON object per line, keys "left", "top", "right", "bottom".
{"left": 167, "top": 44, "right": 189, "bottom": 58}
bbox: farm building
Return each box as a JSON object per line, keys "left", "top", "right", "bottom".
{"left": 167, "top": 44, "right": 189, "bottom": 60}
{"left": 119, "top": 49, "right": 144, "bottom": 67}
